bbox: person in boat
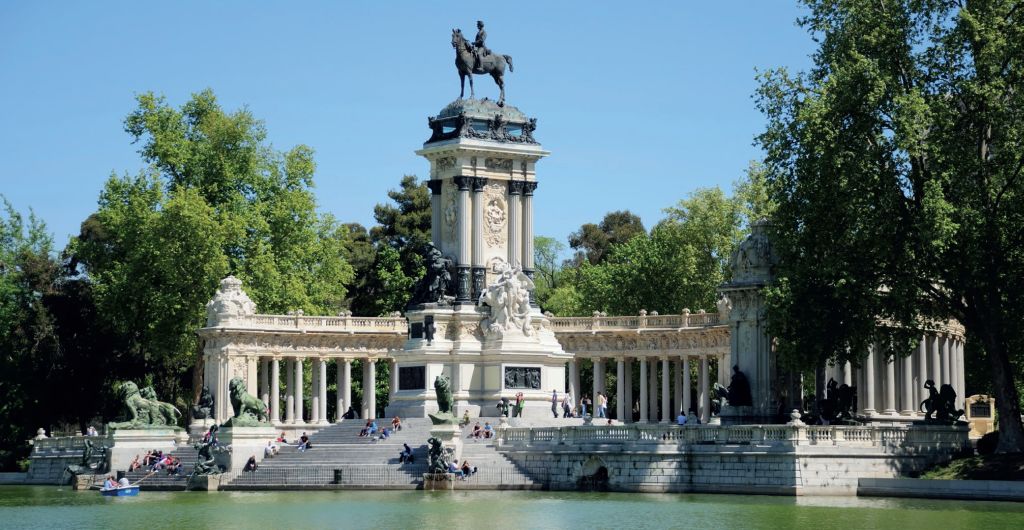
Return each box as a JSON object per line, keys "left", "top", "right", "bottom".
{"left": 103, "top": 476, "right": 117, "bottom": 490}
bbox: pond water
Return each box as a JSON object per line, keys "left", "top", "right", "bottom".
{"left": 1, "top": 486, "right": 1022, "bottom": 529}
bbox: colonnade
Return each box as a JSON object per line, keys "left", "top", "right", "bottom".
{"left": 827, "top": 333, "right": 966, "bottom": 417}
{"left": 567, "top": 354, "right": 726, "bottom": 424}
{"left": 235, "top": 356, "right": 381, "bottom": 425}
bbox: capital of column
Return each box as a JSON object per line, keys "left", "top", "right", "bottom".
{"left": 471, "top": 176, "right": 488, "bottom": 192}
{"left": 508, "top": 180, "right": 525, "bottom": 195}
{"left": 453, "top": 175, "right": 472, "bottom": 191}
{"left": 522, "top": 181, "right": 538, "bottom": 196}
{"left": 427, "top": 180, "right": 443, "bottom": 195}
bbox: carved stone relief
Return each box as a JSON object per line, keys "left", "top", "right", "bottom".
{"left": 483, "top": 183, "right": 507, "bottom": 247}
{"left": 444, "top": 182, "right": 458, "bottom": 242}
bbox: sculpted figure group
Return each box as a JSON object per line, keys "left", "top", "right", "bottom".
{"left": 107, "top": 381, "right": 181, "bottom": 430}
{"left": 478, "top": 262, "right": 534, "bottom": 337}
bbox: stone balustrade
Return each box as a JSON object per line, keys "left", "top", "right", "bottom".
{"left": 217, "top": 314, "right": 408, "bottom": 333}
{"left": 548, "top": 312, "right": 721, "bottom": 331}
{"left": 496, "top": 423, "right": 967, "bottom": 449}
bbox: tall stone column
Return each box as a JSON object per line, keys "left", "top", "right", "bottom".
{"left": 246, "top": 356, "right": 258, "bottom": 401}
{"left": 285, "top": 358, "right": 295, "bottom": 424}
{"left": 294, "top": 357, "right": 304, "bottom": 423}
{"left": 428, "top": 180, "right": 442, "bottom": 246}
{"left": 340, "top": 359, "right": 352, "bottom": 422}
{"left": 900, "top": 352, "right": 914, "bottom": 416}
{"left": 310, "top": 361, "right": 320, "bottom": 424}
{"left": 941, "top": 336, "right": 951, "bottom": 386}
{"left": 916, "top": 336, "right": 928, "bottom": 416}
{"left": 572, "top": 359, "right": 582, "bottom": 407}
{"left": 453, "top": 176, "right": 472, "bottom": 302}
{"left": 507, "top": 181, "right": 523, "bottom": 267}
{"left": 957, "top": 340, "right": 966, "bottom": 408}
{"left": 522, "top": 182, "right": 538, "bottom": 306}
{"left": 367, "top": 359, "right": 377, "bottom": 420}
{"left": 842, "top": 361, "right": 853, "bottom": 386}
{"left": 567, "top": 360, "right": 577, "bottom": 403}
{"left": 270, "top": 358, "right": 280, "bottom": 423}
{"left": 318, "top": 358, "right": 328, "bottom": 424}
{"left": 661, "top": 358, "right": 671, "bottom": 423}
{"left": 260, "top": 358, "right": 270, "bottom": 406}
{"left": 929, "top": 335, "right": 941, "bottom": 384}
{"left": 638, "top": 358, "right": 649, "bottom": 423}
{"left": 863, "top": 346, "right": 876, "bottom": 416}
{"left": 616, "top": 359, "right": 626, "bottom": 421}
{"left": 883, "top": 349, "right": 897, "bottom": 415}
{"left": 699, "top": 356, "right": 710, "bottom": 424}
{"left": 623, "top": 358, "right": 633, "bottom": 422}
{"left": 470, "top": 177, "right": 488, "bottom": 299}
{"left": 673, "top": 359, "right": 683, "bottom": 417}
{"left": 682, "top": 357, "right": 692, "bottom": 414}
{"left": 592, "top": 358, "right": 602, "bottom": 415}
{"left": 648, "top": 359, "right": 658, "bottom": 422}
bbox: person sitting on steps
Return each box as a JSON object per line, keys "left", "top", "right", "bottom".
{"left": 391, "top": 416, "right": 402, "bottom": 431}
{"left": 243, "top": 455, "right": 258, "bottom": 472}
{"left": 399, "top": 443, "right": 414, "bottom": 464}
{"left": 483, "top": 422, "right": 494, "bottom": 439}
{"left": 471, "top": 422, "right": 482, "bottom": 440}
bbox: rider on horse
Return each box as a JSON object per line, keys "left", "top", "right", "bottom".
{"left": 473, "top": 20, "right": 490, "bottom": 71}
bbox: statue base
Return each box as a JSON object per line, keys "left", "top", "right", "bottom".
{"left": 422, "top": 472, "right": 456, "bottom": 491}
{"left": 189, "top": 474, "right": 223, "bottom": 492}
{"left": 429, "top": 423, "right": 463, "bottom": 467}
{"left": 215, "top": 425, "right": 278, "bottom": 472}
{"left": 108, "top": 428, "right": 186, "bottom": 472}
{"left": 188, "top": 418, "right": 216, "bottom": 434}
{"left": 718, "top": 406, "right": 771, "bottom": 425}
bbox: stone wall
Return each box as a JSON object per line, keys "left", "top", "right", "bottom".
{"left": 497, "top": 423, "right": 968, "bottom": 495}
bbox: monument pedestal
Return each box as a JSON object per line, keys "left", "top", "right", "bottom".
{"left": 188, "top": 418, "right": 216, "bottom": 435}
{"left": 429, "top": 422, "right": 463, "bottom": 466}
{"left": 215, "top": 425, "right": 278, "bottom": 471}
{"left": 190, "top": 474, "right": 223, "bottom": 492}
{"left": 718, "top": 406, "right": 767, "bottom": 426}
{"left": 107, "top": 428, "right": 186, "bottom": 472}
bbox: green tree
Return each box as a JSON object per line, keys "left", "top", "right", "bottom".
{"left": 757, "top": 0, "right": 1024, "bottom": 451}
{"left": 568, "top": 210, "right": 646, "bottom": 265}
{"left": 533, "top": 235, "right": 566, "bottom": 310}
{"left": 72, "top": 90, "right": 354, "bottom": 408}
{"left": 370, "top": 175, "right": 432, "bottom": 279}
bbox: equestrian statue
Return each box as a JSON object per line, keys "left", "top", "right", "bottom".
{"left": 451, "top": 20, "right": 514, "bottom": 106}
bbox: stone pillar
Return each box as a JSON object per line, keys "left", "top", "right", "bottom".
{"left": 900, "top": 351, "right": 914, "bottom": 416}
{"left": 572, "top": 359, "right": 582, "bottom": 408}
{"left": 957, "top": 340, "right": 966, "bottom": 408}
{"left": 916, "top": 336, "right": 928, "bottom": 416}
{"left": 929, "top": 335, "right": 941, "bottom": 384}
{"left": 507, "top": 181, "right": 523, "bottom": 266}
{"left": 318, "top": 358, "right": 328, "bottom": 424}
{"left": 883, "top": 348, "right": 897, "bottom": 415}
{"left": 623, "top": 358, "right": 633, "bottom": 423}
{"left": 340, "top": 359, "right": 352, "bottom": 422}
{"left": 661, "top": 358, "right": 671, "bottom": 423}
{"left": 842, "top": 361, "right": 853, "bottom": 386}
{"left": 294, "top": 358, "right": 304, "bottom": 423}
{"left": 522, "top": 182, "right": 538, "bottom": 307}
{"left": 674, "top": 359, "right": 683, "bottom": 417}
{"left": 592, "top": 358, "right": 602, "bottom": 414}
{"left": 682, "top": 357, "right": 692, "bottom": 414}
{"left": 648, "top": 359, "right": 658, "bottom": 422}
{"left": 863, "top": 346, "right": 876, "bottom": 416}
{"left": 389, "top": 359, "right": 399, "bottom": 415}
{"left": 245, "top": 356, "right": 257, "bottom": 400}
{"left": 367, "top": 359, "right": 377, "bottom": 420}
{"left": 428, "top": 180, "right": 442, "bottom": 247}
{"left": 454, "top": 176, "right": 472, "bottom": 302}
{"left": 470, "top": 177, "right": 488, "bottom": 299}
{"left": 285, "top": 358, "right": 295, "bottom": 424}
{"left": 699, "top": 356, "right": 710, "bottom": 424}
{"left": 566, "top": 360, "right": 577, "bottom": 404}
{"left": 270, "top": 358, "right": 280, "bottom": 423}
{"left": 638, "top": 358, "right": 648, "bottom": 423}
{"left": 941, "top": 336, "right": 951, "bottom": 386}
{"left": 260, "top": 358, "right": 270, "bottom": 407}
{"left": 310, "top": 361, "right": 320, "bottom": 424}
{"left": 616, "top": 359, "right": 626, "bottom": 421}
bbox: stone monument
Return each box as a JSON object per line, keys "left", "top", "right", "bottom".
{"left": 216, "top": 377, "right": 277, "bottom": 472}
{"left": 104, "top": 380, "right": 186, "bottom": 470}
{"left": 388, "top": 36, "right": 571, "bottom": 419}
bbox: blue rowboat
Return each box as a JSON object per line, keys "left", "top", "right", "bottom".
{"left": 100, "top": 485, "right": 139, "bottom": 497}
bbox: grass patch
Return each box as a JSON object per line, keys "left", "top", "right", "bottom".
{"left": 917, "top": 454, "right": 1024, "bottom": 481}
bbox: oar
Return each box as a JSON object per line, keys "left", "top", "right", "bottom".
{"left": 130, "top": 470, "right": 158, "bottom": 487}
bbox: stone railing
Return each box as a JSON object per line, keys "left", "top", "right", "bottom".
{"left": 496, "top": 423, "right": 967, "bottom": 449}
{"left": 212, "top": 314, "right": 408, "bottom": 333}
{"left": 29, "top": 435, "right": 106, "bottom": 452}
{"left": 549, "top": 311, "right": 722, "bottom": 332}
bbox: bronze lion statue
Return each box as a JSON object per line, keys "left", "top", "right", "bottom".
{"left": 229, "top": 377, "right": 268, "bottom": 425}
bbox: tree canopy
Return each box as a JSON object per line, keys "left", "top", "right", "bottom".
{"left": 758, "top": 0, "right": 1024, "bottom": 451}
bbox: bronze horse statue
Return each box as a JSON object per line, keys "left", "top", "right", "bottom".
{"left": 451, "top": 29, "right": 513, "bottom": 106}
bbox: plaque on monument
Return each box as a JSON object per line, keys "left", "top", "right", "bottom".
{"left": 399, "top": 366, "right": 427, "bottom": 391}
{"left": 503, "top": 367, "right": 541, "bottom": 389}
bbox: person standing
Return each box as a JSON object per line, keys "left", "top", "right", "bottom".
{"left": 596, "top": 392, "right": 605, "bottom": 418}
{"left": 600, "top": 393, "right": 609, "bottom": 418}
{"left": 551, "top": 389, "right": 558, "bottom": 418}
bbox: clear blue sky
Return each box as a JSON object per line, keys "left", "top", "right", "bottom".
{"left": 0, "top": 1, "right": 813, "bottom": 251}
